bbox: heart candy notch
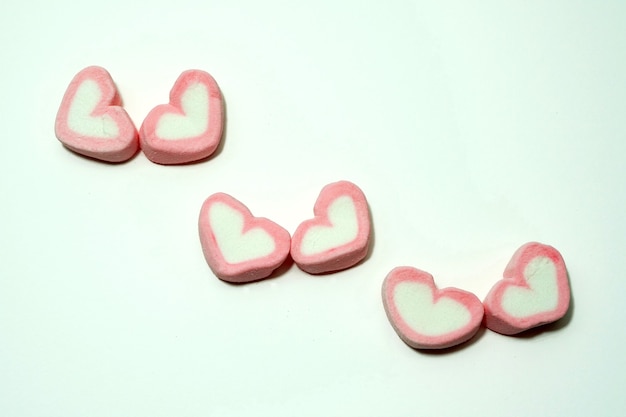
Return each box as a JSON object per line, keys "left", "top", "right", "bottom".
{"left": 291, "top": 181, "right": 371, "bottom": 274}
{"left": 55, "top": 66, "right": 139, "bottom": 162}
{"left": 198, "top": 193, "right": 291, "bottom": 283}
{"left": 140, "top": 69, "right": 224, "bottom": 165}
{"left": 382, "top": 267, "right": 484, "bottom": 350}
{"left": 483, "top": 242, "right": 571, "bottom": 335}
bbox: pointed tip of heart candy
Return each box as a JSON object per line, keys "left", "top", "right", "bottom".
{"left": 291, "top": 180, "right": 371, "bottom": 274}
{"left": 55, "top": 66, "right": 139, "bottom": 163}
{"left": 198, "top": 193, "right": 291, "bottom": 283}
{"left": 483, "top": 242, "right": 571, "bottom": 335}
{"left": 139, "top": 69, "right": 224, "bottom": 165}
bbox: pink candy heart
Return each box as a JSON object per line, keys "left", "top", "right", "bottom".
{"left": 483, "top": 242, "right": 571, "bottom": 335}
{"left": 55, "top": 66, "right": 138, "bottom": 162}
{"left": 291, "top": 181, "right": 371, "bottom": 274}
{"left": 140, "top": 69, "right": 224, "bottom": 165}
{"left": 198, "top": 193, "right": 291, "bottom": 283}
{"left": 382, "top": 267, "right": 484, "bottom": 349}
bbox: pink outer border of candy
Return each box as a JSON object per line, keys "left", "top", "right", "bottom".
{"left": 382, "top": 267, "right": 484, "bottom": 350}
{"left": 290, "top": 181, "right": 371, "bottom": 274}
{"left": 198, "top": 193, "right": 291, "bottom": 283}
{"left": 54, "top": 66, "right": 139, "bottom": 163}
{"left": 139, "top": 70, "right": 224, "bottom": 165}
{"left": 483, "top": 242, "right": 571, "bottom": 335}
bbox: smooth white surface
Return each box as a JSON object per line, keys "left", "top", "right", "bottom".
{"left": 502, "top": 257, "right": 558, "bottom": 317}
{"left": 209, "top": 201, "right": 275, "bottom": 264}
{"left": 300, "top": 195, "right": 358, "bottom": 255}
{"left": 68, "top": 79, "right": 119, "bottom": 138}
{"left": 394, "top": 281, "right": 471, "bottom": 336}
{"left": 156, "top": 82, "right": 209, "bottom": 139}
{"left": 1, "top": 1, "right": 625, "bottom": 416}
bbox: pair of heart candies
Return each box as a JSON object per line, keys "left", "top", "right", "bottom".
{"left": 54, "top": 67, "right": 571, "bottom": 351}
{"left": 55, "top": 66, "right": 223, "bottom": 164}
{"left": 383, "top": 242, "right": 571, "bottom": 349}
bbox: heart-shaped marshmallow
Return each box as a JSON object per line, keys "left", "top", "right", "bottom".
{"left": 483, "top": 242, "right": 570, "bottom": 335}
{"left": 55, "top": 66, "right": 139, "bottom": 162}
{"left": 382, "top": 267, "right": 484, "bottom": 349}
{"left": 140, "top": 69, "right": 224, "bottom": 165}
{"left": 291, "top": 181, "right": 370, "bottom": 274}
{"left": 198, "top": 193, "right": 291, "bottom": 283}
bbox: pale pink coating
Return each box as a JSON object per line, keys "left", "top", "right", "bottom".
{"left": 140, "top": 69, "right": 224, "bottom": 165}
{"left": 291, "top": 181, "right": 371, "bottom": 274}
{"left": 198, "top": 193, "right": 291, "bottom": 283}
{"left": 54, "top": 66, "right": 139, "bottom": 162}
{"left": 483, "top": 242, "right": 571, "bottom": 335}
{"left": 382, "top": 267, "right": 484, "bottom": 350}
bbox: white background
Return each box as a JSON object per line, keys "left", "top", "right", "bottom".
{"left": 1, "top": 1, "right": 624, "bottom": 416}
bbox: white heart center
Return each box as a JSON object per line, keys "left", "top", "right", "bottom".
{"left": 394, "top": 282, "right": 471, "bottom": 337}
{"left": 209, "top": 202, "right": 275, "bottom": 264}
{"left": 67, "top": 79, "right": 119, "bottom": 138}
{"left": 156, "top": 82, "right": 209, "bottom": 140}
{"left": 300, "top": 196, "right": 358, "bottom": 256}
{"left": 501, "top": 256, "right": 558, "bottom": 317}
